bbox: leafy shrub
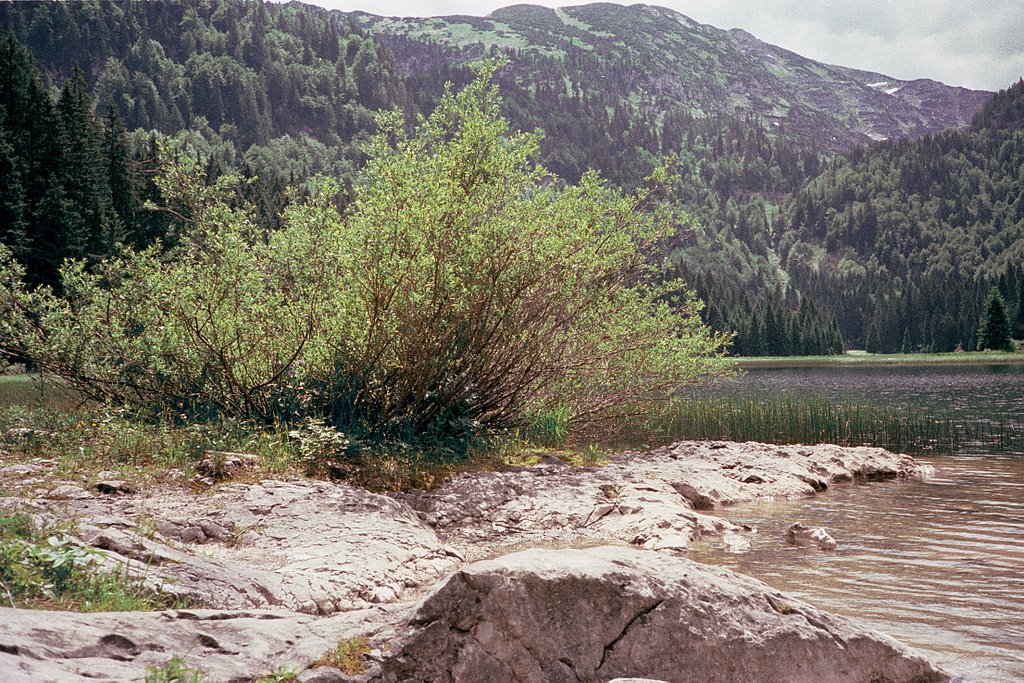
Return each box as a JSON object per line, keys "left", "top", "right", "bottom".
{"left": 0, "top": 510, "right": 181, "bottom": 611}
{"left": 0, "top": 61, "right": 731, "bottom": 457}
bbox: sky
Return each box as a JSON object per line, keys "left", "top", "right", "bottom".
{"left": 296, "top": 0, "right": 1024, "bottom": 92}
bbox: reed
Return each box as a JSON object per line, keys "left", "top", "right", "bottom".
{"left": 636, "top": 396, "right": 1012, "bottom": 456}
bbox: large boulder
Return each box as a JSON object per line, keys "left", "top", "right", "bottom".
{"left": 380, "top": 546, "right": 949, "bottom": 683}
{"left": 0, "top": 547, "right": 949, "bottom": 682}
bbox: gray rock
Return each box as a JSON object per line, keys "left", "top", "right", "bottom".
{"left": 196, "top": 450, "right": 259, "bottom": 480}
{"left": 402, "top": 440, "right": 923, "bottom": 557}
{"left": 0, "top": 547, "right": 949, "bottom": 682}
{"left": 787, "top": 522, "right": 838, "bottom": 550}
{"left": 380, "top": 546, "right": 947, "bottom": 683}
{"left": 0, "top": 442, "right": 946, "bottom": 680}
{"left": 48, "top": 484, "right": 93, "bottom": 500}
{"left": 56, "top": 479, "right": 460, "bottom": 614}
{"left": 0, "top": 605, "right": 407, "bottom": 682}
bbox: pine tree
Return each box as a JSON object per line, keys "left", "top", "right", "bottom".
{"left": 55, "top": 67, "right": 108, "bottom": 259}
{"left": 1015, "top": 279, "right": 1024, "bottom": 340}
{"left": 102, "top": 104, "right": 135, "bottom": 245}
{"left": 865, "top": 323, "right": 881, "bottom": 354}
{"left": 977, "top": 286, "right": 1013, "bottom": 351}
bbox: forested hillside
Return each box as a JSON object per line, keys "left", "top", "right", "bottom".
{"left": 0, "top": 0, "right": 1019, "bottom": 354}
{"left": 0, "top": 0, "right": 412, "bottom": 276}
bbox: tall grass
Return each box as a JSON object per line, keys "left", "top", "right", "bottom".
{"left": 637, "top": 396, "right": 1013, "bottom": 456}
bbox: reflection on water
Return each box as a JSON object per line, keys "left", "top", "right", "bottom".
{"left": 687, "top": 365, "right": 1024, "bottom": 682}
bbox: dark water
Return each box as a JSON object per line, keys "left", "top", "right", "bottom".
{"left": 688, "top": 364, "right": 1024, "bottom": 682}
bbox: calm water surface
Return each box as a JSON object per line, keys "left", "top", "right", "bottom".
{"left": 687, "top": 365, "right": 1024, "bottom": 682}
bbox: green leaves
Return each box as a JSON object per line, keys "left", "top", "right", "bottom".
{"left": 1, "top": 63, "right": 732, "bottom": 451}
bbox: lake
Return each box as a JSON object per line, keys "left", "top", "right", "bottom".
{"left": 687, "top": 364, "right": 1024, "bottom": 682}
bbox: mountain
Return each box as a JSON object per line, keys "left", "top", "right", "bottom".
{"left": 357, "top": 3, "right": 990, "bottom": 152}
{"left": 1, "top": 0, "right": 1019, "bottom": 354}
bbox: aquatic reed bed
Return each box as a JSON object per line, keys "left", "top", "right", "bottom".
{"left": 641, "top": 397, "right": 968, "bottom": 455}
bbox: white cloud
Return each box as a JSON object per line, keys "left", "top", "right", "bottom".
{"left": 298, "top": 0, "right": 1024, "bottom": 90}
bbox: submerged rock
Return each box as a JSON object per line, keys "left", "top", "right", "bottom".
{"left": 786, "top": 522, "right": 838, "bottom": 550}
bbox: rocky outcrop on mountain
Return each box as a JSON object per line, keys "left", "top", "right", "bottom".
{"left": 0, "top": 441, "right": 943, "bottom": 680}
{"left": 360, "top": 3, "right": 990, "bottom": 151}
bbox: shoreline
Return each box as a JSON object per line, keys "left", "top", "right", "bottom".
{"left": 0, "top": 440, "right": 950, "bottom": 681}
{"left": 735, "top": 350, "right": 1024, "bottom": 369}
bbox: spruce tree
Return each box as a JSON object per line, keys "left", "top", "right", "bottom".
{"left": 1015, "top": 279, "right": 1024, "bottom": 340}
{"left": 977, "top": 286, "right": 1013, "bottom": 351}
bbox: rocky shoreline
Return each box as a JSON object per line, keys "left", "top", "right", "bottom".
{"left": 0, "top": 441, "right": 948, "bottom": 682}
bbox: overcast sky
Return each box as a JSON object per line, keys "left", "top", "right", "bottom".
{"left": 299, "top": 0, "right": 1024, "bottom": 92}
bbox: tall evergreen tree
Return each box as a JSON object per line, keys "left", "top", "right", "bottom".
{"left": 977, "top": 287, "right": 1013, "bottom": 351}
{"left": 102, "top": 103, "right": 135, "bottom": 245}
{"left": 55, "top": 66, "right": 111, "bottom": 261}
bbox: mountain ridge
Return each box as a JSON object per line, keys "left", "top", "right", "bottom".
{"left": 357, "top": 2, "right": 990, "bottom": 151}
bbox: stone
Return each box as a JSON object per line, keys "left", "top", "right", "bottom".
{"left": 0, "top": 441, "right": 947, "bottom": 680}
{"left": 786, "top": 522, "right": 838, "bottom": 550}
{"left": 49, "top": 479, "right": 460, "bottom": 614}
{"left": 402, "top": 440, "right": 923, "bottom": 558}
{"left": 94, "top": 480, "right": 137, "bottom": 495}
{"left": 0, "top": 605, "right": 407, "bottom": 682}
{"left": 48, "top": 484, "right": 93, "bottom": 500}
{"left": 379, "top": 546, "right": 948, "bottom": 683}
{"left": 0, "top": 547, "right": 949, "bottom": 682}
{"left": 195, "top": 450, "right": 259, "bottom": 480}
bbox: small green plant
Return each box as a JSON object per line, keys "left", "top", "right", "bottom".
{"left": 0, "top": 510, "right": 181, "bottom": 611}
{"left": 144, "top": 656, "right": 204, "bottom": 683}
{"left": 287, "top": 417, "right": 350, "bottom": 468}
{"left": 313, "top": 636, "right": 371, "bottom": 674}
{"left": 524, "top": 406, "right": 570, "bottom": 448}
{"left": 254, "top": 665, "right": 301, "bottom": 682}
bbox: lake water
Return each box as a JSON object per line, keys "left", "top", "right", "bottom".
{"left": 686, "top": 364, "right": 1024, "bottom": 683}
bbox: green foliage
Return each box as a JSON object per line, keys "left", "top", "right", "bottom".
{"left": 645, "top": 397, "right": 962, "bottom": 456}
{"left": 972, "top": 78, "right": 1024, "bottom": 132}
{"left": 0, "top": 64, "right": 731, "bottom": 454}
{"left": 313, "top": 636, "right": 370, "bottom": 674}
{"left": 144, "top": 656, "right": 204, "bottom": 683}
{"left": 0, "top": 510, "right": 180, "bottom": 611}
{"left": 254, "top": 666, "right": 300, "bottom": 683}
{"left": 523, "top": 406, "right": 570, "bottom": 448}
{"left": 978, "top": 286, "right": 1013, "bottom": 351}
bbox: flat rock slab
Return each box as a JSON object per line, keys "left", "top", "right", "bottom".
{"left": 0, "top": 605, "right": 406, "bottom": 682}
{"left": 6, "top": 441, "right": 927, "bottom": 614}
{"left": 404, "top": 441, "right": 927, "bottom": 557}
{"left": 32, "top": 480, "right": 460, "bottom": 615}
{"left": 0, "top": 547, "right": 948, "bottom": 683}
{"left": 0, "top": 441, "right": 943, "bottom": 680}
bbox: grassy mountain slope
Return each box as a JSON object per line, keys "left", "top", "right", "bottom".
{"left": 358, "top": 2, "right": 990, "bottom": 151}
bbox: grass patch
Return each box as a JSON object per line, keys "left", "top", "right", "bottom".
{"left": 0, "top": 509, "right": 185, "bottom": 611}
{"left": 0, "top": 403, "right": 308, "bottom": 491}
{"left": 254, "top": 666, "right": 300, "bottom": 682}
{"left": 313, "top": 636, "right": 371, "bottom": 674}
{"left": 736, "top": 350, "right": 1024, "bottom": 369}
{"left": 144, "top": 656, "right": 204, "bottom": 682}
